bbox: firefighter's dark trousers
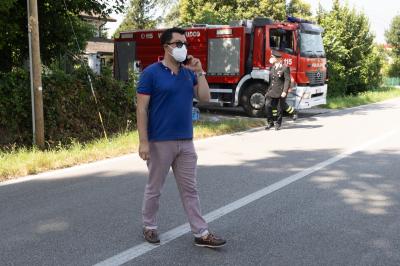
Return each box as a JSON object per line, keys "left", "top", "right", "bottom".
{"left": 265, "top": 97, "right": 295, "bottom": 125}
{"left": 280, "top": 100, "right": 295, "bottom": 115}
{"left": 265, "top": 97, "right": 283, "bottom": 125}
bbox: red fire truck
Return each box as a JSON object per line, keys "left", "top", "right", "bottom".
{"left": 114, "top": 17, "right": 327, "bottom": 117}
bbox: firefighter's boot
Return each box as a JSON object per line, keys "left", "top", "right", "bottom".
{"left": 265, "top": 121, "right": 274, "bottom": 130}
{"left": 292, "top": 111, "right": 298, "bottom": 121}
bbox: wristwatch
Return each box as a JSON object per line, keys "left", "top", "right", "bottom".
{"left": 196, "top": 71, "right": 207, "bottom": 78}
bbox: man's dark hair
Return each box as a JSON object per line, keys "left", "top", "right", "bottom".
{"left": 160, "top": 27, "right": 186, "bottom": 45}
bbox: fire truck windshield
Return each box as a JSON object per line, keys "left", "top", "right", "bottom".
{"left": 300, "top": 32, "right": 325, "bottom": 58}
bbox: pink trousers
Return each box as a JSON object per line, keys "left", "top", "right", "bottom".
{"left": 142, "top": 140, "right": 208, "bottom": 237}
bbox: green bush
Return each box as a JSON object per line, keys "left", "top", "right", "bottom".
{"left": 0, "top": 67, "right": 136, "bottom": 149}
{"left": 0, "top": 68, "right": 31, "bottom": 145}
{"left": 387, "top": 58, "right": 400, "bottom": 78}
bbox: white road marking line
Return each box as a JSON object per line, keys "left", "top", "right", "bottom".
{"left": 94, "top": 129, "right": 398, "bottom": 266}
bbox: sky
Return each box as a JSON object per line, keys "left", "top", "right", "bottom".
{"left": 106, "top": 0, "right": 400, "bottom": 43}
{"left": 306, "top": 0, "right": 400, "bottom": 43}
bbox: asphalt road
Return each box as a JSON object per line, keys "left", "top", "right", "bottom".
{"left": 1, "top": 98, "right": 400, "bottom": 266}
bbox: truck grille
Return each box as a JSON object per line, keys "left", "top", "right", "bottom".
{"left": 306, "top": 71, "right": 326, "bottom": 86}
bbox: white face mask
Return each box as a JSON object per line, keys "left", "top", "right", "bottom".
{"left": 169, "top": 45, "right": 187, "bottom": 63}
{"left": 269, "top": 57, "right": 277, "bottom": 64}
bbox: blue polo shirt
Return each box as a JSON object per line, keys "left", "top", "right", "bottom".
{"left": 137, "top": 62, "right": 198, "bottom": 141}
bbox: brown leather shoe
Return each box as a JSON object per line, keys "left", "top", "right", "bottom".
{"left": 143, "top": 228, "right": 160, "bottom": 245}
{"left": 194, "top": 233, "right": 226, "bottom": 248}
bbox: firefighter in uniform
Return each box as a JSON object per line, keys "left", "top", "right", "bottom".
{"left": 265, "top": 50, "right": 291, "bottom": 130}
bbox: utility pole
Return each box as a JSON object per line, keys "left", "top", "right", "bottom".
{"left": 27, "top": 0, "right": 45, "bottom": 149}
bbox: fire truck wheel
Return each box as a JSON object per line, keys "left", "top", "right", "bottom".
{"left": 240, "top": 83, "right": 267, "bottom": 117}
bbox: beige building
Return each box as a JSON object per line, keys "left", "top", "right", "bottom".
{"left": 80, "top": 13, "right": 116, "bottom": 74}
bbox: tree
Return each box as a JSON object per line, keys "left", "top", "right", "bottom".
{"left": 286, "top": 0, "right": 312, "bottom": 20}
{"left": 385, "top": 15, "right": 400, "bottom": 56}
{"left": 164, "top": 0, "right": 313, "bottom": 28}
{"left": 318, "top": 0, "right": 382, "bottom": 96}
{"left": 387, "top": 58, "right": 400, "bottom": 77}
{"left": 315, "top": 2, "right": 326, "bottom": 25}
{"left": 259, "top": 0, "right": 287, "bottom": 21}
{"left": 0, "top": 0, "right": 126, "bottom": 72}
{"left": 162, "top": 2, "right": 181, "bottom": 27}
{"left": 385, "top": 15, "right": 400, "bottom": 77}
{"left": 178, "top": 0, "right": 287, "bottom": 26}
{"left": 115, "top": 0, "right": 158, "bottom": 35}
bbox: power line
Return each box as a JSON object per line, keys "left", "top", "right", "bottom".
{"left": 62, "top": 0, "right": 108, "bottom": 140}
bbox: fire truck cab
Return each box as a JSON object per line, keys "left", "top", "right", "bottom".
{"left": 114, "top": 17, "right": 327, "bottom": 117}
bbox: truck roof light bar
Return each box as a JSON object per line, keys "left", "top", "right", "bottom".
{"left": 299, "top": 23, "right": 324, "bottom": 33}
{"left": 191, "top": 24, "right": 228, "bottom": 28}
{"left": 287, "top": 16, "right": 315, "bottom": 24}
{"left": 120, "top": 33, "right": 134, "bottom": 39}
{"left": 229, "top": 17, "right": 273, "bottom": 28}
{"left": 216, "top": 29, "right": 233, "bottom": 35}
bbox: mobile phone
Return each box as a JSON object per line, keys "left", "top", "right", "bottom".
{"left": 182, "top": 56, "right": 190, "bottom": 65}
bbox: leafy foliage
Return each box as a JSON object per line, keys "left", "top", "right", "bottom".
{"left": 0, "top": 67, "right": 136, "bottom": 148}
{"left": 167, "top": 0, "right": 311, "bottom": 26}
{"left": 178, "top": 0, "right": 291, "bottom": 26}
{"left": 0, "top": 0, "right": 127, "bottom": 72}
{"left": 286, "top": 0, "right": 312, "bottom": 20}
{"left": 317, "top": 0, "right": 382, "bottom": 96}
{"left": 114, "top": 0, "right": 158, "bottom": 36}
{"left": 163, "top": 2, "right": 181, "bottom": 27}
{"left": 385, "top": 15, "right": 400, "bottom": 77}
{"left": 387, "top": 58, "right": 400, "bottom": 78}
{"left": 385, "top": 15, "right": 400, "bottom": 57}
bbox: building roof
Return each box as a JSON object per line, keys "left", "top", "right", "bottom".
{"left": 85, "top": 38, "right": 114, "bottom": 54}
{"left": 79, "top": 12, "right": 117, "bottom": 22}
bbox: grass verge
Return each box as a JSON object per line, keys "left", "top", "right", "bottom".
{"left": 3, "top": 86, "right": 400, "bottom": 182}
{"left": 0, "top": 118, "right": 265, "bottom": 181}
{"left": 322, "top": 86, "right": 400, "bottom": 109}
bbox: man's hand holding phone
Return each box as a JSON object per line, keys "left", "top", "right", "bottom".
{"left": 183, "top": 55, "right": 203, "bottom": 73}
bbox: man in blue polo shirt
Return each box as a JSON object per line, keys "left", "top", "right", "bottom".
{"left": 136, "top": 27, "right": 226, "bottom": 248}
